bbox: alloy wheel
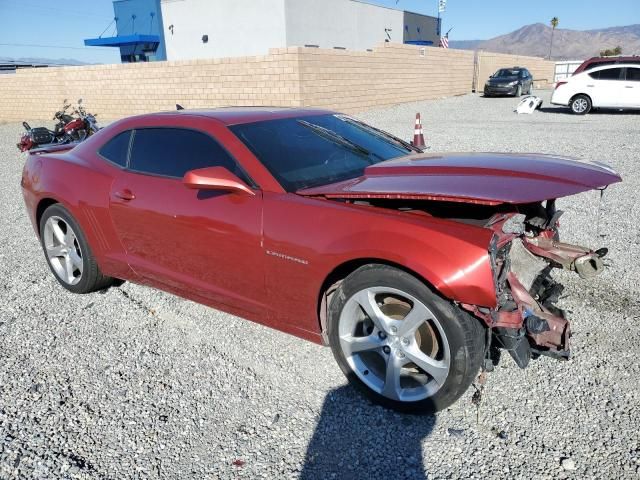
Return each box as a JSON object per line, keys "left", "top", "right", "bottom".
{"left": 338, "top": 287, "right": 451, "bottom": 402}
{"left": 43, "top": 216, "right": 83, "bottom": 285}
{"left": 573, "top": 98, "right": 588, "bottom": 113}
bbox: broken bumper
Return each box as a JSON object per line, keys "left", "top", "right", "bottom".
{"left": 463, "top": 214, "right": 609, "bottom": 368}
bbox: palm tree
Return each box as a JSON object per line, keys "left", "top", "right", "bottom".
{"left": 549, "top": 17, "right": 559, "bottom": 59}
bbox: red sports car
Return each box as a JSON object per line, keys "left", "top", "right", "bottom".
{"left": 21, "top": 108, "right": 621, "bottom": 413}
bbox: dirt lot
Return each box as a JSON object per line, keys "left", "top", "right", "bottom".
{"left": 1, "top": 91, "right": 639, "bottom": 479}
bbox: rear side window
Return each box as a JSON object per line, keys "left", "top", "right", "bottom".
{"left": 99, "top": 130, "right": 131, "bottom": 167}
{"left": 129, "top": 128, "right": 242, "bottom": 179}
{"left": 626, "top": 68, "right": 640, "bottom": 81}
{"left": 591, "top": 68, "right": 624, "bottom": 80}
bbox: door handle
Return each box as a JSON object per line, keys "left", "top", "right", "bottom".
{"left": 586, "top": 84, "right": 595, "bottom": 87}
{"left": 625, "top": 86, "right": 634, "bottom": 88}
{"left": 114, "top": 189, "right": 136, "bottom": 201}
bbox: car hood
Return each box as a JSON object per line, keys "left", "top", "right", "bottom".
{"left": 296, "top": 153, "right": 622, "bottom": 206}
{"left": 488, "top": 76, "right": 518, "bottom": 84}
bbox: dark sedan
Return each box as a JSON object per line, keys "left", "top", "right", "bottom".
{"left": 484, "top": 67, "right": 534, "bottom": 97}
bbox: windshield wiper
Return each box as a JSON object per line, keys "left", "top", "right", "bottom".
{"left": 336, "top": 114, "right": 424, "bottom": 153}
{"left": 297, "top": 120, "right": 380, "bottom": 161}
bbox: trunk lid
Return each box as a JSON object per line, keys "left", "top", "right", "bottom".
{"left": 296, "top": 153, "right": 621, "bottom": 205}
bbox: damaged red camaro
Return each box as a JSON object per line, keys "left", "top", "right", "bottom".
{"left": 21, "top": 108, "right": 621, "bottom": 413}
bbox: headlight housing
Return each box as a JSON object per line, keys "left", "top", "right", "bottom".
{"left": 508, "top": 81, "right": 518, "bottom": 86}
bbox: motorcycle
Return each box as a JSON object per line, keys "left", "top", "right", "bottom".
{"left": 17, "top": 99, "right": 100, "bottom": 152}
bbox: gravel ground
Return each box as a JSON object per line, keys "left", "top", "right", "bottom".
{"left": 1, "top": 91, "right": 639, "bottom": 479}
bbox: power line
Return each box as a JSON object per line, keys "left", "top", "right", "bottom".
{"left": 0, "top": 43, "right": 104, "bottom": 50}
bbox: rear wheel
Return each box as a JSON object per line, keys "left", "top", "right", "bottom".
{"left": 40, "top": 204, "right": 117, "bottom": 293}
{"left": 570, "top": 94, "right": 591, "bottom": 115}
{"left": 327, "top": 264, "right": 485, "bottom": 414}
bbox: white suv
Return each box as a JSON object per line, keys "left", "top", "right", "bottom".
{"left": 551, "top": 64, "right": 640, "bottom": 114}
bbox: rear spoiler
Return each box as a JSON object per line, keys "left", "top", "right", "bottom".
{"left": 30, "top": 142, "right": 79, "bottom": 155}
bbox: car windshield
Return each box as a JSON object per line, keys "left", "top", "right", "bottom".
{"left": 494, "top": 69, "right": 521, "bottom": 77}
{"left": 230, "top": 114, "right": 416, "bottom": 191}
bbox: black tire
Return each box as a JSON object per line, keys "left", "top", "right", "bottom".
{"left": 570, "top": 94, "right": 591, "bottom": 115}
{"left": 39, "top": 204, "right": 116, "bottom": 294}
{"left": 528, "top": 82, "right": 534, "bottom": 95}
{"left": 327, "top": 264, "right": 485, "bottom": 414}
{"left": 515, "top": 85, "right": 522, "bottom": 97}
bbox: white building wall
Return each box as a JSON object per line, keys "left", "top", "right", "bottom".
{"left": 160, "top": 0, "right": 429, "bottom": 61}
{"left": 284, "top": 0, "right": 403, "bottom": 50}
{"left": 160, "top": 0, "right": 287, "bottom": 60}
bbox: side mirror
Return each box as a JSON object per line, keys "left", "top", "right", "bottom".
{"left": 183, "top": 166, "right": 255, "bottom": 196}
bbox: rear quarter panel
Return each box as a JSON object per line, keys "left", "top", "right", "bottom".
{"left": 21, "top": 148, "right": 132, "bottom": 279}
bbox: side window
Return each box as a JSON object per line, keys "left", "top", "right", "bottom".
{"left": 626, "top": 68, "right": 640, "bottom": 81}
{"left": 597, "top": 68, "right": 624, "bottom": 81}
{"left": 129, "top": 128, "right": 245, "bottom": 180}
{"left": 588, "top": 71, "right": 600, "bottom": 80}
{"left": 99, "top": 130, "right": 131, "bottom": 167}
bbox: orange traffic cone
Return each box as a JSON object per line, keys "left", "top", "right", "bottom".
{"left": 412, "top": 113, "right": 426, "bottom": 149}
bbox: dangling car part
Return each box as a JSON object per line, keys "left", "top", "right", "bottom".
{"left": 514, "top": 95, "right": 543, "bottom": 114}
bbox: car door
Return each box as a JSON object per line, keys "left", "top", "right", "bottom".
{"left": 587, "top": 67, "right": 626, "bottom": 107}
{"left": 622, "top": 67, "right": 640, "bottom": 108}
{"left": 522, "top": 70, "right": 532, "bottom": 92}
{"left": 108, "top": 125, "right": 266, "bottom": 317}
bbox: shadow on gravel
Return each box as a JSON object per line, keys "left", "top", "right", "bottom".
{"left": 539, "top": 107, "right": 640, "bottom": 115}
{"left": 300, "top": 386, "right": 434, "bottom": 480}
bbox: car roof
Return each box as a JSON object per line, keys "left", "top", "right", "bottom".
{"left": 586, "top": 63, "right": 640, "bottom": 72}
{"left": 155, "top": 106, "right": 336, "bottom": 125}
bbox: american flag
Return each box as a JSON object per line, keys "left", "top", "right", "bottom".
{"left": 439, "top": 35, "right": 449, "bottom": 48}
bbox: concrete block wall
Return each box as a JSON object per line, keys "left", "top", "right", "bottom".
{"left": 0, "top": 49, "right": 302, "bottom": 122}
{"left": 297, "top": 43, "right": 475, "bottom": 111}
{"left": 0, "top": 44, "right": 555, "bottom": 121}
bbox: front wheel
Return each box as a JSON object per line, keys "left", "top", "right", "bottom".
{"left": 515, "top": 85, "right": 522, "bottom": 97}
{"left": 570, "top": 94, "right": 591, "bottom": 115}
{"left": 327, "top": 264, "right": 485, "bottom": 414}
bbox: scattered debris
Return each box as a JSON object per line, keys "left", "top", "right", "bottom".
{"left": 471, "top": 371, "right": 488, "bottom": 424}
{"left": 446, "top": 428, "right": 464, "bottom": 438}
{"left": 561, "top": 457, "right": 577, "bottom": 471}
{"left": 232, "top": 459, "right": 245, "bottom": 467}
{"left": 514, "top": 95, "right": 543, "bottom": 114}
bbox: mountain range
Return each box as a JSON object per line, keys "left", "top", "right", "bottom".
{"left": 450, "top": 23, "right": 640, "bottom": 60}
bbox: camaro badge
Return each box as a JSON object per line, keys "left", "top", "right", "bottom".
{"left": 266, "top": 250, "right": 309, "bottom": 265}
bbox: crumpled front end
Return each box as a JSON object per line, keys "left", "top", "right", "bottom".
{"left": 462, "top": 202, "right": 608, "bottom": 368}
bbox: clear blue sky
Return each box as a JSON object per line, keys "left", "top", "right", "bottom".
{"left": 0, "top": 0, "right": 638, "bottom": 63}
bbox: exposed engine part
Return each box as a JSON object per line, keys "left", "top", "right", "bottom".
{"left": 493, "top": 327, "right": 531, "bottom": 369}
{"left": 502, "top": 213, "right": 527, "bottom": 234}
{"left": 573, "top": 253, "right": 605, "bottom": 279}
{"left": 509, "top": 238, "right": 549, "bottom": 291}
{"left": 523, "top": 237, "right": 607, "bottom": 278}
{"left": 502, "top": 272, "right": 571, "bottom": 355}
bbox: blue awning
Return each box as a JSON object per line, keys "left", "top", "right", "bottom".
{"left": 84, "top": 34, "right": 160, "bottom": 47}
{"left": 404, "top": 40, "right": 434, "bottom": 46}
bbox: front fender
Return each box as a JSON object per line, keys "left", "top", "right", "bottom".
{"left": 318, "top": 218, "right": 496, "bottom": 308}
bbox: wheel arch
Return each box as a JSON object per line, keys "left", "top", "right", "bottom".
{"left": 35, "top": 197, "right": 60, "bottom": 235}
{"left": 570, "top": 92, "right": 593, "bottom": 105}
{"left": 316, "top": 258, "right": 449, "bottom": 343}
